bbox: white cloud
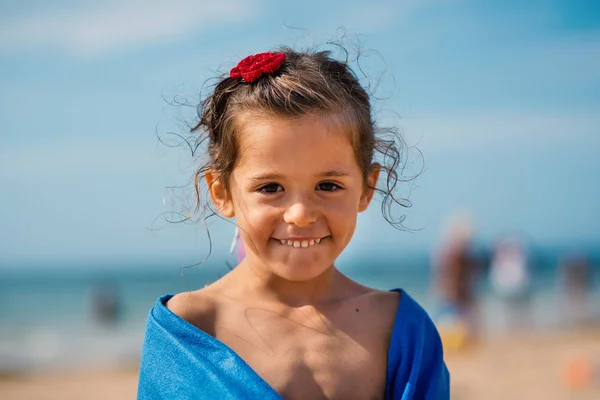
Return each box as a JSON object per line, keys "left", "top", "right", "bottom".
{"left": 383, "top": 111, "right": 600, "bottom": 152}
{"left": 0, "top": 0, "right": 258, "bottom": 56}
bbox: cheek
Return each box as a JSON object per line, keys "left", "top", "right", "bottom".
{"left": 323, "top": 196, "right": 360, "bottom": 228}
{"left": 234, "top": 199, "right": 278, "bottom": 232}
{"left": 235, "top": 205, "right": 278, "bottom": 255}
{"left": 329, "top": 188, "right": 363, "bottom": 213}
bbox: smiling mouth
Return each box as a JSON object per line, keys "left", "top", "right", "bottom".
{"left": 275, "top": 237, "right": 328, "bottom": 248}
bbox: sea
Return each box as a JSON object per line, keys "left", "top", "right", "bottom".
{"left": 1, "top": 245, "right": 599, "bottom": 375}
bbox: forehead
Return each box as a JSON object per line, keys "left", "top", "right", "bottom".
{"left": 234, "top": 113, "right": 359, "bottom": 172}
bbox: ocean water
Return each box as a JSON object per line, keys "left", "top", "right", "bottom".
{"left": 1, "top": 248, "right": 599, "bottom": 374}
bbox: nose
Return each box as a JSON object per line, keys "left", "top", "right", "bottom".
{"left": 283, "top": 195, "right": 318, "bottom": 227}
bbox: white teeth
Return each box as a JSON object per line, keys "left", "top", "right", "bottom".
{"left": 279, "top": 238, "right": 323, "bottom": 247}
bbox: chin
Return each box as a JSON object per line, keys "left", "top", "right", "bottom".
{"left": 269, "top": 261, "right": 333, "bottom": 282}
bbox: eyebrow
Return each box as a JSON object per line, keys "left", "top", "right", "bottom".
{"left": 250, "top": 170, "right": 350, "bottom": 181}
{"left": 319, "top": 170, "right": 350, "bottom": 178}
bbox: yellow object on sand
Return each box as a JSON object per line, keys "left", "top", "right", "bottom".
{"left": 439, "top": 320, "right": 469, "bottom": 352}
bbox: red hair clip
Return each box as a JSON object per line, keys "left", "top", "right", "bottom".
{"left": 230, "top": 52, "right": 286, "bottom": 83}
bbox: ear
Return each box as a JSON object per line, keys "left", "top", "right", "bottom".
{"left": 205, "top": 171, "right": 235, "bottom": 218}
{"left": 358, "top": 163, "right": 380, "bottom": 213}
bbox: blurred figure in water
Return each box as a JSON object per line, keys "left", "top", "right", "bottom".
{"left": 559, "top": 251, "right": 593, "bottom": 325}
{"left": 432, "top": 214, "right": 481, "bottom": 349}
{"left": 489, "top": 235, "right": 533, "bottom": 332}
{"left": 89, "top": 279, "right": 121, "bottom": 326}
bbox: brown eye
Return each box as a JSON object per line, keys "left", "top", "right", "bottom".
{"left": 316, "top": 182, "right": 342, "bottom": 192}
{"left": 259, "top": 183, "right": 283, "bottom": 194}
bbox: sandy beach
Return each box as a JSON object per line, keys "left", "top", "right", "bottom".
{"left": 445, "top": 327, "right": 600, "bottom": 400}
{"left": 1, "top": 327, "right": 599, "bottom": 400}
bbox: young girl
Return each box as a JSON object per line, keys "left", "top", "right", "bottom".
{"left": 138, "top": 48, "right": 449, "bottom": 399}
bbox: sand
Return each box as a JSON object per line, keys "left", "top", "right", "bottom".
{"left": 0, "top": 368, "right": 139, "bottom": 400}
{"left": 1, "top": 327, "right": 599, "bottom": 400}
{"left": 446, "top": 327, "right": 600, "bottom": 400}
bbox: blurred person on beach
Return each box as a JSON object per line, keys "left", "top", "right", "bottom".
{"left": 559, "top": 251, "right": 594, "bottom": 325}
{"left": 137, "top": 46, "right": 449, "bottom": 399}
{"left": 489, "top": 235, "right": 533, "bottom": 332}
{"left": 432, "top": 214, "right": 481, "bottom": 349}
{"left": 230, "top": 226, "right": 246, "bottom": 264}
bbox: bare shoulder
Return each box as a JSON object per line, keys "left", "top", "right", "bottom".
{"left": 337, "top": 285, "right": 401, "bottom": 334}
{"left": 165, "top": 286, "right": 221, "bottom": 336}
{"left": 363, "top": 289, "right": 401, "bottom": 322}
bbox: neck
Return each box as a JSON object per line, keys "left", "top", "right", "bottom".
{"left": 236, "top": 260, "right": 348, "bottom": 308}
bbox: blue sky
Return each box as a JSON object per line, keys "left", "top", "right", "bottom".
{"left": 0, "top": 0, "right": 599, "bottom": 266}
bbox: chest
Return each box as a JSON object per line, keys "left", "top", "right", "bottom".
{"left": 215, "top": 306, "right": 389, "bottom": 400}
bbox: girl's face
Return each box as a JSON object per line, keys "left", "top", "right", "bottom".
{"left": 209, "top": 114, "right": 379, "bottom": 282}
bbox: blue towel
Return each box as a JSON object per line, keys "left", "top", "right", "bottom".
{"left": 138, "top": 289, "right": 449, "bottom": 399}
